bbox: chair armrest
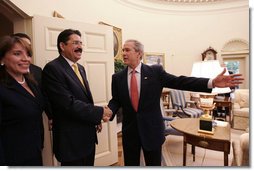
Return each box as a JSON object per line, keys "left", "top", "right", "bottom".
{"left": 186, "top": 100, "right": 196, "bottom": 104}
{"left": 231, "top": 133, "right": 249, "bottom": 166}
{"left": 163, "top": 116, "right": 175, "bottom": 121}
{"left": 173, "top": 102, "right": 182, "bottom": 109}
{"left": 233, "top": 103, "right": 241, "bottom": 109}
{"left": 164, "top": 108, "right": 176, "bottom": 115}
{"left": 164, "top": 108, "right": 176, "bottom": 113}
{"left": 172, "top": 103, "right": 191, "bottom": 118}
{"left": 246, "top": 127, "right": 249, "bottom": 133}
{"left": 231, "top": 140, "right": 242, "bottom": 166}
{"left": 186, "top": 100, "right": 197, "bottom": 107}
{"left": 240, "top": 133, "right": 249, "bottom": 152}
{"left": 240, "top": 133, "right": 249, "bottom": 166}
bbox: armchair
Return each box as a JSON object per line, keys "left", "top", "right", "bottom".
{"left": 231, "top": 130, "right": 249, "bottom": 166}
{"left": 169, "top": 89, "right": 203, "bottom": 118}
{"left": 160, "top": 99, "right": 196, "bottom": 166}
{"left": 160, "top": 99, "right": 182, "bottom": 136}
{"left": 232, "top": 89, "right": 249, "bottom": 130}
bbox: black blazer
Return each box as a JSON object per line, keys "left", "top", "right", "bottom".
{"left": 42, "top": 56, "right": 103, "bottom": 162}
{"left": 0, "top": 71, "right": 44, "bottom": 165}
{"left": 29, "top": 64, "right": 42, "bottom": 88}
{"left": 108, "top": 64, "right": 211, "bottom": 151}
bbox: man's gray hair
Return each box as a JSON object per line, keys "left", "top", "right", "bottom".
{"left": 125, "top": 39, "right": 144, "bottom": 59}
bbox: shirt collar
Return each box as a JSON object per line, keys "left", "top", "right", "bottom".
{"left": 128, "top": 62, "right": 141, "bottom": 75}
{"left": 62, "top": 55, "right": 75, "bottom": 67}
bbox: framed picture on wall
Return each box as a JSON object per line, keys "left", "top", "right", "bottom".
{"left": 98, "top": 21, "right": 123, "bottom": 60}
{"left": 113, "top": 26, "right": 122, "bottom": 60}
{"left": 143, "top": 52, "right": 165, "bottom": 68}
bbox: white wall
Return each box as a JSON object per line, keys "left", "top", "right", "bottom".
{"left": 10, "top": 0, "right": 249, "bottom": 76}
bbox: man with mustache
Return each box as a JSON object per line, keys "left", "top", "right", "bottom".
{"left": 42, "top": 29, "right": 112, "bottom": 166}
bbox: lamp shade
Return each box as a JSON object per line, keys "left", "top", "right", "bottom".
{"left": 191, "top": 60, "right": 231, "bottom": 94}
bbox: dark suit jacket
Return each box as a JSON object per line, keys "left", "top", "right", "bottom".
{"left": 0, "top": 70, "right": 44, "bottom": 165}
{"left": 29, "top": 63, "right": 52, "bottom": 148}
{"left": 108, "top": 64, "right": 211, "bottom": 151}
{"left": 42, "top": 56, "right": 103, "bottom": 162}
{"left": 29, "top": 64, "right": 42, "bottom": 88}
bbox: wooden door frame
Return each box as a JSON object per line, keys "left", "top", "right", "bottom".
{"left": 0, "top": 0, "right": 35, "bottom": 64}
{"left": 0, "top": 0, "right": 32, "bottom": 40}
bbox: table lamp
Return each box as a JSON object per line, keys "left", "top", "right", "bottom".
{"left": 191, "top": 60, "right": 231, "bottom": 94}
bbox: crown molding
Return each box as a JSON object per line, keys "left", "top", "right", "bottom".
{"left": 115, "top": 0, "right": 249, "bottom": 15}
{"left": 146, "top": 0, "right": 235, "bottom": 4}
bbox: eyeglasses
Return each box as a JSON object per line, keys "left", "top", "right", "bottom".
{"left": 67, "top": 41, "right": 83, "bottom": 46}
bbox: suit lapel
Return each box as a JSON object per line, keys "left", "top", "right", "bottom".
{"left": 60, "top": 57, "right": 90, "bottom": 98}
{"left": 139, "top": 64, "right": 149, "bottom": 110}
{"left": 79, "top": 66, "right": 93, "bottom": 102}
{"left": 123, "top": 68, "right": 130, "bottom": 101}
{"left": 118, "top": 68, "right": 131, "bottom": 108}
{"left": 26, "top": 80, "right": 44, "bottom": 107}
{"left": 6, "top": 77, "right": 42, "bottom": 107}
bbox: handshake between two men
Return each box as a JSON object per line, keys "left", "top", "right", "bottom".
{"left": 102, "top": 106, "right": 113, "bottom": 122}
{"left": 96, "top": 106, "right": 112, "bottom": 133}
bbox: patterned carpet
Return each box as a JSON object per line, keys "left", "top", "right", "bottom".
{"left": 161, "top": 128, "right": 245, "bottom": 166}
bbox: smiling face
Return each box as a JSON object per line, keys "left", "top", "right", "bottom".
{"left": 122, "top": 41, "right": 142, "bottom": 69}
{"left": 2, "top": 42, "right": 31, "bottom": 78}
{"left": 60, "top": 34, "right": 83, "bottom": 63}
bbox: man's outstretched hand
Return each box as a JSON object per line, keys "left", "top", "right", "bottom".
{"left": 212, "top": 68, "right": 244, "bottom": 88}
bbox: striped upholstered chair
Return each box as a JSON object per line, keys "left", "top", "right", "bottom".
{"left": 160, "top": 99, "right": 182, "bottom": 136}
{"left": 169, "top": 89, "right": 203, "bottom": 118}
{"left": 160, "top": 99, "right": 195, "bottom": 166}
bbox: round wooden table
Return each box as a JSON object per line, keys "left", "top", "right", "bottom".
{"left": 170, "top": 118, "right": 231, "bottom": 166}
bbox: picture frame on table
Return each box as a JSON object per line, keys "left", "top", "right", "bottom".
{"left": 143, "top": 52, "right": 165, "bottom": 68}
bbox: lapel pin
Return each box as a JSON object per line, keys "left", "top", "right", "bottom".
{"left": 144, "top": 77, "right": 148, "bottom": 80}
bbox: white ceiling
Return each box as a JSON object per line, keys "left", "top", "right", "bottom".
{"left": 144, "top": 0, "right": 244, "bottom": 5}
{"left": 146, "top": 0, "right": 230, "bottom": 4}
{"left": 116, "top": 0, "right": 249, "bottom": 14}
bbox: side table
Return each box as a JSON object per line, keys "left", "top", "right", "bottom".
{"left": 170, "top": 118, "right": 231, "bottom": 166}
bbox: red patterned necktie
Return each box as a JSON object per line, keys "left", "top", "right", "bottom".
{"left": 131, "top": 69, "right": 139, "bottom": 112}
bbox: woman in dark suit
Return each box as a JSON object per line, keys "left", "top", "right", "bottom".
{"left": 0, "top": 36, "right": 45, "bottom": 166}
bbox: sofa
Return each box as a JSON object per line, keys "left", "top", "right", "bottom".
{"left": 232, "top": 89, "right": 249, "bottom": 130}
{"left": 231, "top": 129, "right": 249, "bottom": 166}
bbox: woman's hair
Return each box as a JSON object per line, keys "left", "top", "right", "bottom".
{"left": 0, "top": 36, "right": 36, "bottom": 85}
{"left": 0, "top": 35, "right": 32, "bottom": 61}
{"left": 12, "top": 33, "right": 31, "bottom": 41}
